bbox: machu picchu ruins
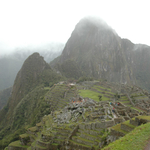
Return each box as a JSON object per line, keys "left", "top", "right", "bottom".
{"left": 5, "top": 80, "right": 150, "bottom": 150}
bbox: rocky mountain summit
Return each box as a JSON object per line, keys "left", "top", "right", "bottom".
{"left": 51, "top": 17, "right": 150, "bottom": 92}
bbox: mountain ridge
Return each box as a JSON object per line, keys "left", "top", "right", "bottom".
{"left": 51, "top": 17, "right": 150, "bottom": 91}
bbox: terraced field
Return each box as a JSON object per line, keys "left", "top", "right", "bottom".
{"left": 79, "top": 84, "right": 115, "bottom": 102}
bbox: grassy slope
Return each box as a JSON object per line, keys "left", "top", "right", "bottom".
{"left": 78, "top": 85, "right": 113, "bottom": 101}
{"left": 103, "top": 122, "right": 150, "bottom": 150}
{"left": 0, "top": 87, "right": 12, "bottom": 110}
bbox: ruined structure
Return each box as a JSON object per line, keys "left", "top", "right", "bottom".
{"left": 6, "top": 81, "right": 150, "bottom": 150}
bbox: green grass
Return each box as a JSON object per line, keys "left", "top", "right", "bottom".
{"left": 35, "top": 144, "right": 47, "bottom": 149}
{"left": 79, "top": 90, "right": 109, "bottom": 102}
{"left": 102, "top": 122, "right": 150, "bottom": 150}
{"left": 93, "top": 85, "right": 111, "bottom": 91}
{"left": 93, "top": 87, "right": 115, "bottom": 96}
{"left": 135, "top": 96, "right": 148, "bottom": 99}
{"left": 131, "top": 107, "right": 142, "bottom": 112}
{"left": 44, "top": 87, "right": 51, "bottom": 90}
{"left": 51, "top": 143, "right": 59, "bottom": 146}
{"left": 36, "top": 122, "right": 42, "bottom": 127}
{"left": 69, "top": 140, "right": 92, "bottom": 148}
{"left": 73, "top": 136, "right": 94, "bottom": 144}
{"left": 136, "top": 116, "right": 150, "bottom": 120}
{"left": 122, "top": 101, "right": 130, "bottom": 103}
{"left": 9, "top": 140, "right": 29, "bottom": 148}
{"left": 28, "top": 126, "right": 37, "bottom": 132}
{"left": 120, "top": 96, "right": 128, "bottom": 100}
{"left": 111, "top": 124, "right": 128, "bottom": 134}
{"left": 19, "top": 133, "right": 29, "bottom": 138}
{"left": 122, "top": 120, "right": 136, "bottom": 128}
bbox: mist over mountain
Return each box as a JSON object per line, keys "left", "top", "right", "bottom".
{"left": 0, "top": 43, "right": 64, "bottom": 91}
{"left": 0, "top": 87, "right": 12, "bottom": 110}
{"left": 51, "top": 17, "right": 150, "bottom": 91}
{"left": 0, "top": 52, "right": 64, "bottom": 148}
{"left": 1, "top": 17, "right": 150, "bottom": 149}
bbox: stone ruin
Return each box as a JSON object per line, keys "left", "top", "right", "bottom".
{"left": 7, "top": 81, "right": 150, "bottom": 150}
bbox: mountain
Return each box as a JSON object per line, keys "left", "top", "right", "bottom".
{"left": 0, "top": 87, "right": 12, "bottom": 110}
{"left": 0, "top": 53, "right": 64, "bottom": 148}
{"left": 5, "top": 80, "right": 150, "bottom": 150}
{"left": 0, "top": 43, "right": 64, "bottom": 91}
{"left": 1, "top": 17, "right": 150, "bottom": 149}
{"left": 51, "top": 17, "right": 150, "bottom": 91}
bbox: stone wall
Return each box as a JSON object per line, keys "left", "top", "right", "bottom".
{"left": 8, "top": 146, "right": 27, "bottom": 150}
{"left": 121, "top": 124, "right": 133, "bottom": 132}
{"left": 110, "top": 129, "right": 125, "bottom": 137}
{"left": 114, "top": 117, "right": 124, "bottom": 124}
{"left": 79, "top": 121, "right": 115, "bottom": 130}
{"left": 130, "top": 119, "right": 138, "bottom": 126}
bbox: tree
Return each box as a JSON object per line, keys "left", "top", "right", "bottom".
{"left": 98, "top": 95, "right": 102, "bottom": 101}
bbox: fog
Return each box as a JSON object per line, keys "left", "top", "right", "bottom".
{"left": 0, "top": 0, "right": 150, "bottom": 55}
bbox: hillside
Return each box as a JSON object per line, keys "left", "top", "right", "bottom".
{"left": 0, "top": 53, "right": 65, "bottom": 149}
{"left": 0, "top": 43, "right": 64, "bottom": 91}
{"left": 0, "top": 87, "right": 12, "bottom": 110}
{"left": 5, "top": 80, "right": 150, "bottom": 150}
{"left": 51, "top": 17, "right": 150, "bottom": 92}
{"left": 102, "top": 118, "right": 150, "bottom": 150}
{"left": 2, "top": 17, "right": 150, "bottom": 150}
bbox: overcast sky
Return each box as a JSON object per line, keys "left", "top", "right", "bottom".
{"left": 0, "top": 0, "right": 150, "bottom": 54}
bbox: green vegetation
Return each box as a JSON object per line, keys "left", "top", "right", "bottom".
{"left": 0, "top": 53, "right": 65, "bottom": 149}
{"left": 111, "top": 124, "right": 127, "bottom": 135}
{"left": 54, "top": 59, "right": 83, "bottom": 79}
{"left": 0, "top": 87, "right": 12, "bottom": 110}
{"left": 136, "top": 116, "right": 150, "bottom": 120}
{"left": 93, "top": 85, "right": 111, "bottom": 91}
{"left": 9, "top": 140, "right": 29, "bottom": 148}
{"left": 79, "top": 90, "right": 109, "bottom": 101}
{"left": 103, "top": 122, "right": 150, "bottom": 150}
{"left": 122, "top": 120, "right": 136, "bottom": 128}
{"left": 77, "top": 76, "right": 94, "bottom": 83}
{"left": 0, "top": 128, "right": 26, "bottom": 150}
{"left": 131, "top": 107, "right": 142, "bottom": 112}
{"left": 120, "top": 96, "right": 128, "bottom": 100}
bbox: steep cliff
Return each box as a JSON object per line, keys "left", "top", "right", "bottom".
{"left": 0, "top": 87, "right": 12, "bottom": 110}
{"left": 0, "top": 43, "right": 64, "bottom": 91}
{"left": 0, "top": 53, "right": 64, "bottom": 148}
{"left": 51, "top": 17, "right": 150, "bottom": 91}
{"left": 51, "top": 17, "right": 135, "bottom": 84}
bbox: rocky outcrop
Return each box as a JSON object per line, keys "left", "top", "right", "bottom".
{"left": 51, "top": 17, "right": 150, "bottom": 92}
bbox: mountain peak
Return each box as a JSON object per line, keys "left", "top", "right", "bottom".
{"left": 73, "top": 17, "right": 117, "bottom": 36}
{"left": 6, "top": 53, "right": 51, "bottom": 117}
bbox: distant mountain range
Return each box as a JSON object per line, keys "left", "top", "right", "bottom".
{"left": 0, "top": 43, "right": 64, "bottom": 91}
{"left": 1, "top": 17, "right": 150, "bottom": 149}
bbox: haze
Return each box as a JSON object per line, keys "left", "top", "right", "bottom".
{"left": 0, "top": 0, "right": 150, "bottom": 55}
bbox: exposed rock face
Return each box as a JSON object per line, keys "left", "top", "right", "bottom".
{"left": 8, "top": 53, "right": 50, "bottom": 113}
{"left": 0, "top": 53, "right": 58, "bottom": 126}
{"left": 0, "top": 87, "right": 12, "bottom": 110}
{"left": 51, "top": 17, "right": 150, "bottom": 91}
{"left": 52, "top": 17, "right": 135, "bottom": 84}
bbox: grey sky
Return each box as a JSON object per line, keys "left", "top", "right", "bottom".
{"left": 0, "top": 0, "right": 150, "bottom": 54}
